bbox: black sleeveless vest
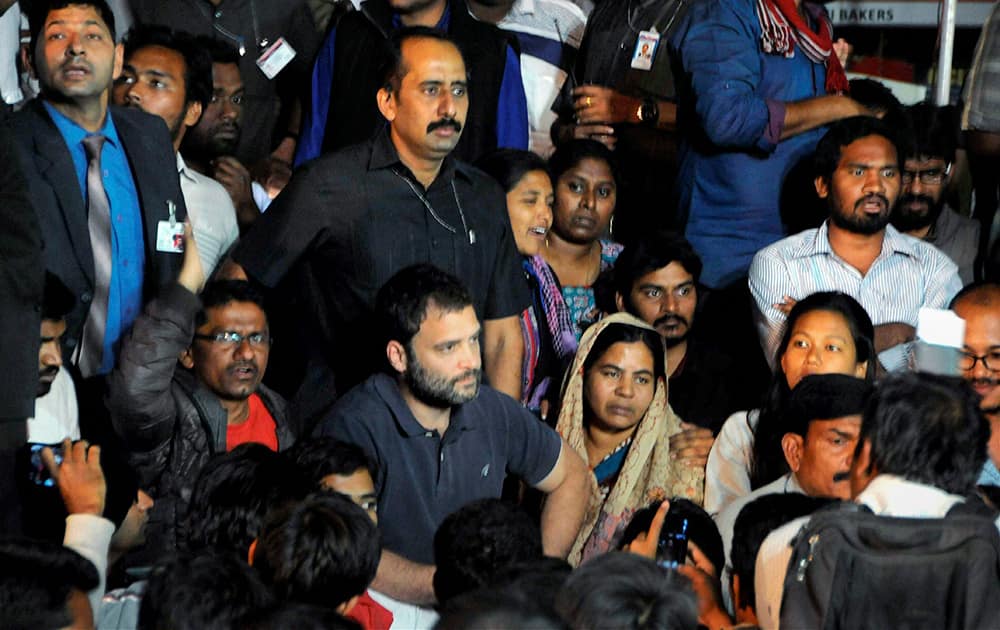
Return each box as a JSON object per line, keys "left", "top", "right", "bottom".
{"left": 321, "top": 0, "right": 510, "bottom": 163}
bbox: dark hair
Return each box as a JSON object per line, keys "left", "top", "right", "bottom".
{"left": 41, "top": 271, "right": 74, "bottom": 321}
{"left": 436, "top": 587, "right": 568, "bottom": 630}
{"left": 583, "top": 322, "right": 666, "bottom": 384}
{"left": 139, "top": 551, "right": 275, "bottom": 630}
{"left": 195, "top": 280, "right": 268, "bottom": 329}
{"left": 902, "top": 102, "right": 959, "bottom": 164}
{"left": 750, "top": 292, "right": 875, "bottom": 489}
{"left": 245, "top": 603, "right": 361, "bottom": 630}
{"left": 848, "top": 78, "right": 902, "bottom": 118}
{"left": 182, "top": 444, "right": 306, "bottom": 557}
{"left": 29, "top": 0, "right": 116, "bottom": 61}
{"left": 375, "top": 264, "right": 473, "bottom": 351}
{"left": 619, "top": 499, "right": 725, "bottom": 577}
{"left": 121, "top": 24, "right": 213, "bottom": 109}
{"left": 555, "top": 552, "right": 698, "bottom": 630}
{"left": 856, "top": 372, "right": 989, "bottom": 495}
{"left": 813, "top": 116, "right": 903, "bottom": 181}
{"left": 254, "top": 493, "right": 380, "bottom": 609}
{"left": 287, "top": 438, "right": 376, "bottom": 490}
{"left": 784, "top": 374, "right": 873, "bottom": 438}
{"left": 475, "top": 149, "right": 550, "bottom": 193}
{"left": 490, "top": 556, "right": 573, "bottom": 613}
{"left": 614, "top": 231, "right": 703, "bottom": 299}
{"left": 548, "top": 138, "right": 620, "bottom": 193}
{"left": 380, "top": 26, "right": 463, "bottom": 93}
{"left": 433, "top": 498, "right": 544, "bottom": 604}
{"left": 0, "top": 538, "right": 99, "bottom": 630}
{"left": 192, "top": 35, "right": 241, "bottom": 65}
{"left": 729, "top": 494, "right": 835, "bottom": 611}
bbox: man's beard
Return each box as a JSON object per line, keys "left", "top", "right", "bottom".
{"left": 37, "top": 366, "right": 59, "bottom": 397}
{"left": 404, "top": 350, "right": 481, "bottom": 408}
{"left": 890, "top": 193, "right": 944, "bottom": 233}
{"left": 830, "top": 194, "right": 891, "bottom": 235}
{"left": 626, "top": 299, "right": 690, "bottom": 349}
{"left": 653, "top": 313, "right": 690, "bottom": 349}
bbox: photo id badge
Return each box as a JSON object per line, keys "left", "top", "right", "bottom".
{"left": 630, "top": 30, "right": 660, "bottom": 71}
{"left": 256, "top": 37, "right": 297, "bottom": 80}
{"left": 156, "top": 221, "right": 185, "bottom": 253}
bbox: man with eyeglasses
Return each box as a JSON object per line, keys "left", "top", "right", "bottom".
{"left": 108, "top": 230, "right": 296, "bottom": 553}
{"left": 891, "top": 103, "right": 980, "bottom": 285}
{"left": 951, "top": 282, "right": 1000, "bottom": 488}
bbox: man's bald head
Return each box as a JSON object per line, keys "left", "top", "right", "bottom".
{"left": 952, "top": 283, "right": 1000, "bottom": 416}
{"left": 952, "top": 283, "right": 1000, "bottom": 311}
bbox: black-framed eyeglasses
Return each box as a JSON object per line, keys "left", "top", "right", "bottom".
{"left": 901, "top": 163, "right": 951, "bottom": 185}
{"left": 958, "top": 350, "right": 1000, "bottom": 371}
{"left": 193, "top": 331, "right": 271, "bottom": 347}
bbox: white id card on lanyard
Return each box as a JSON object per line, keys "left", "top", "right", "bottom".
{"left": 156, "top": 200, "right": 184, "bottom": 253}
{"left": 256, "top": 37, "right": 297, "bottom": 79}
{"left": 630, "top": 29, "right": 660, "bottom": 71}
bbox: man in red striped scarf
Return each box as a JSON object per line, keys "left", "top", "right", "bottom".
{"left": 668, "top": 0, "right": 872, "bottom": 293}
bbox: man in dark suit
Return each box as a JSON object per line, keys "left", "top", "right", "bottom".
{"left": 6, "top": 0, "right": 186, "bottom": 379}
{"left": 0, "top": 123, "right": 42, "bottom": 535}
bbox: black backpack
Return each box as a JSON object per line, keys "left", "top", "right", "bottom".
{"left": 779, "top": 499, "right": 1000, "bottom": 630}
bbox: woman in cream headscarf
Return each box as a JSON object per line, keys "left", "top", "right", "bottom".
{"left": 556, "top": 312, "right": 704, "bottom": 566}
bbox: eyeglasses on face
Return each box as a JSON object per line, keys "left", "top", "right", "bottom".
{"left": 193, "top": 331, "right": 270, "bottom": 347}
{"left": 958, "top": 350, "right": 1000, "bottom": 372}
{"left": 900, "top": 163, "right": 951, "bottom": 185}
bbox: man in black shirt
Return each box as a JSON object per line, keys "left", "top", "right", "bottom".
{"left": 615, "top": 232, "right": 758, "bottom": 437}
{"left": 228, "top": 28, "right": 527, "bottom": 422}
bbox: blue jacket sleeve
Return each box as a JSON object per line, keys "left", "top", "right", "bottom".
{"left": 295, "top": 26, "right": 337, "bottom": 167}
{"left": 495, "top": 44, "right": 530, "bottom": 150}
{"left": 679, "top": 0, "right": 780, "bottom": 152}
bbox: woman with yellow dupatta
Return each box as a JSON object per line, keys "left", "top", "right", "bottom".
{"left": 556, "top": 313, "right": 704, "bottom": 566}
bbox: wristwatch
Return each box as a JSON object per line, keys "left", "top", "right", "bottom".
{"left": 637, "top": 98, "right": 659, "bottom": 126}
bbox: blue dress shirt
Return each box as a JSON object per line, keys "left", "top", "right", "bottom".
{"left": 44, "top": 102, "right": 146, "bottom": 375}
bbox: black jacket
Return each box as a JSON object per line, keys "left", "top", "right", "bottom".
{"left": 4, "top": 101, "right": 186, "bottom": 361}
{"left": 107, "top": 284, "right": 295, "bottom": 553}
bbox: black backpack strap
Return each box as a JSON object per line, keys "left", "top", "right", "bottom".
{"left": 814, "top": 499, "right": 871, "bottom": 516}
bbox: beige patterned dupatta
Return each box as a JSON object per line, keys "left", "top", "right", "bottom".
{"left": 555, "top": 313, "right": 704, "bottom": 566}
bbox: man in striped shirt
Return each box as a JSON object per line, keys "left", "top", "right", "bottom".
{"left": 749, "top": 116, "right": 962, "bottom": 368}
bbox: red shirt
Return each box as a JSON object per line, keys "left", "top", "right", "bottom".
{"left": 347, "top": 591, "right": 394, "bottom": 630}
{"left": 226, "top": 393, "right": 278, "bottom": 451}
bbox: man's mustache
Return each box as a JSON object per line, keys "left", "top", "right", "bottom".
{"left": 832, "top": 471, "right": 850, "bottom": 482}
{"left": 427, "top": 118, "right": 462, "bottom": 134}
{"left": 653, "top": 313, "right": 688, "bottom": 329}
{"left": 854, "top": 193, "right": 890, "bottom": 211}
{"left": 38, "top": 366, "right": 59, "bottom": 380}
{"left": 971, "top": 376, "right": 1000, "bottom": 389}
{"left": 897, "top": 193, "right": 934, "bottom": 209}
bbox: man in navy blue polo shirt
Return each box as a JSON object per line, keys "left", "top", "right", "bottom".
{"left": 317, "top": 264, "right": 589, "bottom": 608}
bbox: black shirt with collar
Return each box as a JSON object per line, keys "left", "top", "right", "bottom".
{"left": 233, "top": 129, "right": 529, "bottom": 394}
{"left": 317, "top": 372, "right": 562, "bottom": 564}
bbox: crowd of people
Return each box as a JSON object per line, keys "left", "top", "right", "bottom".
{"left": 1, "top": 0, "right": 1000, "bottom": 628}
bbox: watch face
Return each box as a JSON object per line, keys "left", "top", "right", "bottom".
{"left": 640, "top": 101, "right": 658, "bottom": 122}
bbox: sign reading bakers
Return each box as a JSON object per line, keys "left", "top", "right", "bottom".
{"left": 827, "top": 1, "right": 993, "bottom": 27}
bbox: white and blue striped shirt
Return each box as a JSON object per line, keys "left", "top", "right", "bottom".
{"left": 749, "top": 221, "right": 963, "bottom": 364}
{"left": 491, "top": 0, "right": 587, "bottom": 156}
